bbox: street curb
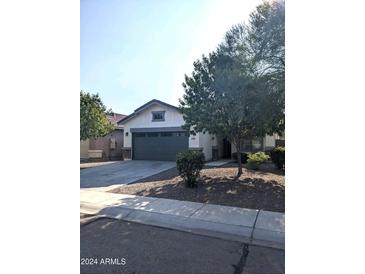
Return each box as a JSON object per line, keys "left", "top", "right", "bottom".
{"left": 80, "top": 199, "right": 284, "bottom": 249}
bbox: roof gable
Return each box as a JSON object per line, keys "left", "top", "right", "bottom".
{"left": 106, "top": 112, "right": 127, "bottom": 129}
{"left": 118, "top": 99, "right": 180, "bottom": 125}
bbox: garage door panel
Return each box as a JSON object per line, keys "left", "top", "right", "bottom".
{"left": 133, "top": 132, "right": 188, "bottom": 161}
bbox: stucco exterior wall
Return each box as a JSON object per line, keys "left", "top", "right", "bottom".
{"left": 188, "top": 133, "right": 199, "bottom": 148}
{"left": 263, "top": 135, "right": 276, "bottom": 149}
{"left": 198, "top": 132, "right": 215, "bottom": 161}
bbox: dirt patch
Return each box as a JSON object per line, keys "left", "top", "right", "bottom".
{"left": 109, "top": 163, "right": 285, "bottom": 212}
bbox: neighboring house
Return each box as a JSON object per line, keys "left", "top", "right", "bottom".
{"left": 80, "top": 112, "right": 126, "bottom": 161}
{"left": 80, "top": 139, "right": 90, "bottom": 159}
{"left": 119, "top": 99, "right": 283, "bottom": 161}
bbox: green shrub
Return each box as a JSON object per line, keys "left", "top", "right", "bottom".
{"left": 247, "top": 151, "right": 270, "bottom": 170}
{"left": 270, "top": 146, "right": 285, "bottom": 169}
{"left": 231, "top": 152, "right": 248, "bottom": 164}
{"left": 176, "top": 150, "right": 205, "bottom": 187}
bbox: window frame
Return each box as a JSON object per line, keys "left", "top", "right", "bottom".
{"left": 151, "top": 111, "right": 165, "bottom": 122}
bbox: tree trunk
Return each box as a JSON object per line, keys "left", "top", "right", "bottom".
{"left": 237, "top": 151, "right": 242, "bottom": 177}
{"left": 234, "top": 139, "right": 243, "bottom": 178}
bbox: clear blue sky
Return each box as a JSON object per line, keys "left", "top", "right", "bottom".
{"left": 81, "top": 0, "right": 262, "bottom": 114}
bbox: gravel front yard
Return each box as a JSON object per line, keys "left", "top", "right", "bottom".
{"left": 109, "top": 163, "right": 285, "bottom": 212}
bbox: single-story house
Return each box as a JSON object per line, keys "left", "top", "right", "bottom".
{"left": 80, "top": 112, "right": 126, "bottom": 161}
{"left": 119, "top": 99, "right": 283, "bottom": 161}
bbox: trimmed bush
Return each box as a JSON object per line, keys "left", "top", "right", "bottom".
{"left": 176, "top": 150, "right": 205, "bottom": 188}
{"left": 247, "top": 151, "right": 270, "bottom": 170}
{"left": 231, "top": 152, "right": 248, "bottom": 164}
{"left": 270, "top": 146, "right": 285, "bottom": 169}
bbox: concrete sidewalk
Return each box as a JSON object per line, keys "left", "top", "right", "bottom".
{"left": 80, "top": 190, "right": 284, "bottom": 249}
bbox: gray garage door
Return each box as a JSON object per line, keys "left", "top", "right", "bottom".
{"left": 133, "top": 132, "right": 189, "bottom": 161}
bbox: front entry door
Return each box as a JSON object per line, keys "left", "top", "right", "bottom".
{"left": 222, "top": 138, "right": 231, "bottom": 158}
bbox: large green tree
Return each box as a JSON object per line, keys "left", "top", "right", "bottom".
{"left": 80, "top": 91, "right": 114, "bottom": 141}
{"left": 179, "top": 1, "right": 284, "bottom": 176}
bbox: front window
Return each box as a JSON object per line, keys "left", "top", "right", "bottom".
{"left": 152, "top": 111, "right": 165, "bottom": 121}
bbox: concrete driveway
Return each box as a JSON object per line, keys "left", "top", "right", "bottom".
{"left": 80, "top": 160, "right": 175, "bottom": 188}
